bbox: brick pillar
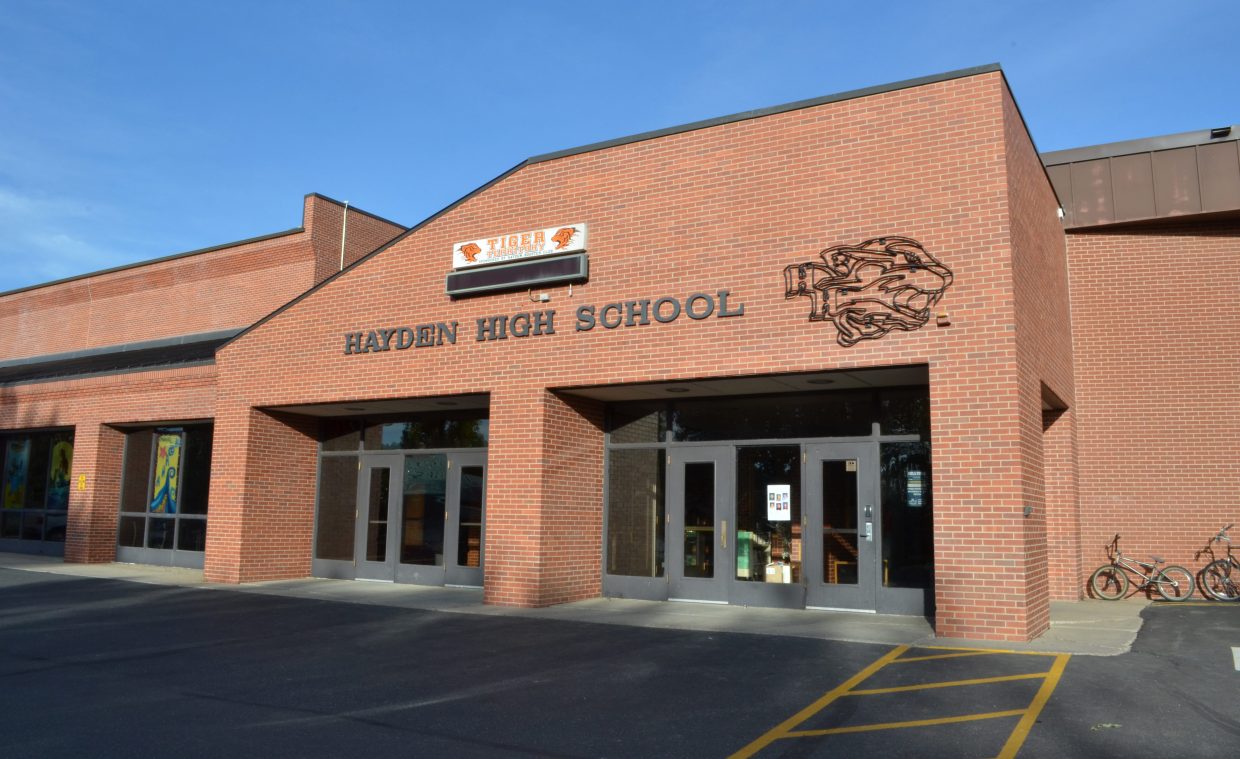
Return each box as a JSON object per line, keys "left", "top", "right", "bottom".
{"left": 483, "top": 385, "right": 605, "bottom": 607}
{"left": 64, "top": 422, "right": 123, "bottom": 563}
{"left": 204, "top": 405, "right": 318, "bottom": 583}
{"left": 1043, "top": 407, "right": 1081, "bottom": 600}
{"left": 929, "top": 363, "right": 1045, "bottom": 641}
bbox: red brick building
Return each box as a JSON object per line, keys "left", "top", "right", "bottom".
{"left": 2, "top": 65, "right": 1236, "bottom": 641}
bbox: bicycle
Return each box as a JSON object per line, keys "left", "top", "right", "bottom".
{"left": 1089, "top": 535, "right": 1196, "bottom": 602}
{"left": 1199, "top": 524, "right": 1239, "bottom": 601}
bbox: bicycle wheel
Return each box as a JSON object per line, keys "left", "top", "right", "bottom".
{"left": 1155, "top": 565, "right": 1195, "bottom": 601}
{"left": 1090, "top": 564, "right": 1128, "bottom": 600}
{"left": 1200, "top": 560, "right": 1240, "bottom": 601}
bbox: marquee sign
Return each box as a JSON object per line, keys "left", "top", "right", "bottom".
{"left": 453, "top": 223, "right": 587, "bottom": 269}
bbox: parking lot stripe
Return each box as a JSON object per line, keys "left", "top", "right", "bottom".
{"left": 917, "top": 645, "right": 1063, "bottom": 658}
{"left": 1232, "top": 647, "right": 1239, "bottom": 671}
{"left": 847, "top": 672, "right": 1048, "bottom": 696}
{"left": 784, "top": 709, "right": 1027, "bottom": 737}
{"left": 892, "top": 651, "right": 1001, "bottom": 663}
{"left": 727, "top": 644, "right": 910, "bottom": 759}
{"left": 995, "top": 653, "right": 1070, "bottom": 759}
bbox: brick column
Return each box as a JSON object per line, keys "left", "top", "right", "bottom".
{"left": 1043, "top": 407, "right": 1081, "bottom": 600}
{"left": 64, "top": 422, "right": 123, "bottom": 563}
{"left": 204, "top": 405, "right": 319, "bottom": 583}
{"left": 929, "top": 363, "right": 1044, "bottom": 641}
{"left": 483, "top": 385, "right": 605, "bottom": 607}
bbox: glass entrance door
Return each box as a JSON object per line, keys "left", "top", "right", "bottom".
{"left": 393, "top": 451, "right": 487, "bottom": 586}
{"left": 729, "top": 445, "right": 805, "bottom": 609}
{"left": 667, "top": 447, "right": 731, "bottom": 603}
{"left": 804, "top": 443, "right": 878, "bottom": 611}
{"left": 354, "top": 454, "right": 402, "bottom": 581}
{"left": 445, "top": 451, "right": 486, "bottom": 587}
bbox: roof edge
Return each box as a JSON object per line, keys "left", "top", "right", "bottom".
{"left": 0, "top": 228, "right": 304, "bottom": 300}
{"left": 1042, "top": 124, "right": 1240, "bottom": 165}
{"left": 0, "top": 328, "right": 243, "bottom": 370}
{"left": 219, "top": 63, "right": 1006, "bottom": 352}
{"left": 527, "top": 63, "right": 1003, "bottom": 165}
{"left": 219, "top": 162, "right": 530, "bottom": 352}
{"left": 305, "top": 192, "right": 409, "bottom": 231}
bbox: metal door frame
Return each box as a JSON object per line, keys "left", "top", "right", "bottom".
{"left": 667, "top": 446, "right": 733, "bottom": 603}
{"left": 354, "top": 453, "right": 402, "bottom": 581}
{"left": 444, "top": 451, "right": 487, "bottom": 587}
{"left": 804, "top": 442, "right": 878, "bottom": 611}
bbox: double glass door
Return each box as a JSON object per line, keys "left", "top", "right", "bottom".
{"left": 664, "top": 443, "right": 882, "bottom": 611}
{"left": 355, "top": 451, "right": 486, "bottom": 586}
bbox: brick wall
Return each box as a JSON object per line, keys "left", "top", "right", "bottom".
{"left": 208, "top": 70, "right": 1070, "bottom": 639}
{"left": 1067, "top": 220, "right": 1240, "bottom": 588}
{"left": 0, "top": 194, "right": 405, "bottom": 360}
{"left": 0, "top": 194, "right": 405, "bottom": 564}
{"left": 0, "top": 365, "right": 217, "bottom": 562}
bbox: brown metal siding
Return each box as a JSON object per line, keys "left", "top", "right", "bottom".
{"left": 1070, "top": 159, "right": 1113, "bottom": 226}
{"left": 1198, "top": 141, "right": 1240, "bottom": 212}
{"left": 1047, "top": 164, "right": 1074, "bottom": 224}
{"left": 1151, "top": 147, "right": 1202, "bottom": 216}
{"left": 1110, "top": 153, "right": 1156, "bottom": 221}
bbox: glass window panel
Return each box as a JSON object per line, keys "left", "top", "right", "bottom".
{"left": 24, "top": 434, "right": 50, "bottom": 509}
{"left": 366, "top": 468, "right": 390, "bottom": 562}
{"left": 146, "top": 517, "right": 175, "bottom": 549}
{"left": 1, "top": 511, "right": 19, "bottom": 538}
{"left": 21, "top": 512, "right": 44, "bottom": 541}
{"left": 45, "top": 511, "right": 67, "bottom": 543}
{"left": 400, "top": 455, "right": 446, "bottom": 566}
{"left": 364, "top": 412, "right": 489, "bottom": 450}
{"left": 121, "top": 431, "right": 154, "bottom": 513}
{"left": 735, "top": 446, "right": 800, "bottom": 584}
{"left": 118, "top": 516, "right": 145, "bottom": 547}
{"left": 609, "top": 403, "right": 666, "bottom": 444}
{"left": 881, "top": 442, "right": 934, "bottom": 589}
{"left": 671, "top": 392, "right": 871, "bottom": 442}
{"left": 321, "top": 419, "right": 361, "bottom": 452}
{"left": 177, "top": 519, "right": 207, "bottom": 552}
{"left": 46, "top": 433, "right": 73, "bottom": 511}
{"left": 682, "top": 462, "right": 714, "bottom": 579}
{"left": 179, "top": 426, "right": 213, "bottom": 515}
{"left": 822, "top": 461, "right": 858, "bottom": 530}
{"left": 879, "top": 387, "right": 930, "bottom": 437}
{"left": 456, "top": 466, "right": 484, "bottom": 567}
{"left": 314, "top": 456, "right": 359, "bottom": 561}
{"left": 3, "top": 437, "right": 32, "bottom": 509}
{"left": 606, "top": 449, "right": 665, "bottom": 577}
{"left": 825, "top": 533, "right": 860, "bottom": 585}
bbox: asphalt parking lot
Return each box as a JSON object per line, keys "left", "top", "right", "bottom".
{"left": 0, "top": 568, "right": 1236, "bottom": 758}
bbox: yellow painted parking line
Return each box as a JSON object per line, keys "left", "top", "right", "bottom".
{"left": 730, "top": 645, "right": 1071, "bottom": 759}
{"left": 995, "top": 653, "right": 1070, "bottom": 759}
{"left": 892, "top": 651, "right": 1001, "bottom": 663}
{"left": 847, "top": 671, "right": 1048, "bottom": 696}
{"left": 726, "top": 645, "right": 909, "bottom": 759}
{"left": 916, "top": 645, "right": 1064, "bottom": 658}
{"left": 785, "top": 709, "right": 1026, "bottom": 737}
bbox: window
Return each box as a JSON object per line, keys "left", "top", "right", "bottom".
{"left": 1, "top": 429, "right": 74, "bottom": 543}
{"left": 117, "top": 425, "right": 213, "bottom": 553}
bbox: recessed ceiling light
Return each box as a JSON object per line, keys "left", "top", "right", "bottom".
{"left": 806, "top": 378, "right": 835, "bottom": 385}
{"left": 666, "top": 387, "right": 691, "bottom": 393}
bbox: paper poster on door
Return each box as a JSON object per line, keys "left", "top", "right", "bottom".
{"left": 766, "top": 484, "right": 791, "bottom": 521}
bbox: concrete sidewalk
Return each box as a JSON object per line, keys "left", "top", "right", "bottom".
{"left": 0, "top": 553, "right": 1147, "bottom": 655}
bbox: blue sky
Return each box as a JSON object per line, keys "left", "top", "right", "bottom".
{"left": 0, "top": 1, "right": 1235, "bottom": 293}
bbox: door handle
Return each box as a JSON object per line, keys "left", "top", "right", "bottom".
{"left": 721, "top": 520, "right": 727, "bottom": 549}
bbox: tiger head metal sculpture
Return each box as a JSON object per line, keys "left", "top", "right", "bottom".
{"left": 783, "top": 236, "right": 953, "bottom": 347}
